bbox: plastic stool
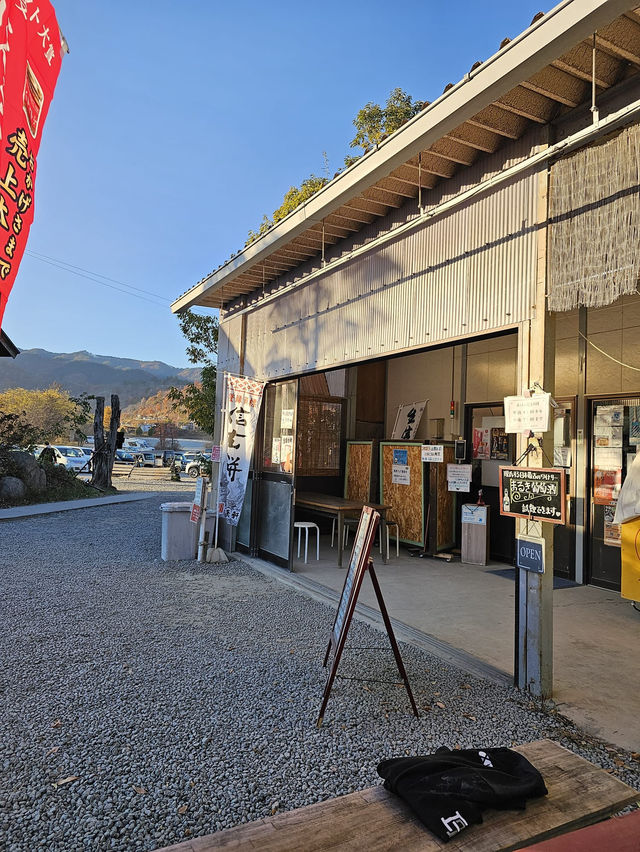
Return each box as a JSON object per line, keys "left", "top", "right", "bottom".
{"left": 294, "top": 521, "right": 320, "bottom": 563}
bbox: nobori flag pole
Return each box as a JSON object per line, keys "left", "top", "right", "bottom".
{"left": 209, "top": 372, "right": 229, "bottom": 562}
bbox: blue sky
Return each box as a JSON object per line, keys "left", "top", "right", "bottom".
{"left": 3, "top": 0, "right": 549, "bottom": 367}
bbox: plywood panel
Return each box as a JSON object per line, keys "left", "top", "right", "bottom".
{"left": 380, "top": 442, "right": 424, "bottom": 546}
{"left": 344, "top": 442, "right": 373, "bottom": 502}
{"left": 436, "top": 445, "right": 455, "bottom": 550}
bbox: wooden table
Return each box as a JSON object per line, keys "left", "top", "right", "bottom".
{"left": 154, "top": 740, "right": 638, "bottom": 852}
{"left": 295, "top": 491, "right": 390, "bottom": 567}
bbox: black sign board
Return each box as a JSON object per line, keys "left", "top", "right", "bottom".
{"left": 318, "top": 507, "right": 418, "bottom": 726}
{"left": 499, "top": 466, "right": 566, "bottom": 525}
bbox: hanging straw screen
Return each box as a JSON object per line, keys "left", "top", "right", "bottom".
{"left": 548, "top": 124, "right": 640, "bottom": 312}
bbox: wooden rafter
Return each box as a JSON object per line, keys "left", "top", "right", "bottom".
{"left": 361, "top": 187, "right": 404, "bottom": 207}
{"left": 466, "top": 116, "right": 519, "bottom": 140}
{"left": 332, "top": 207, "right": 376, "bottom": 225}
{"left": 276, "top": 247, "right": 316, "bottom": 261}
{"left": 519, "top": 79, "right": 580, "bottom": 108}
{"left": 310, "top": 222, "right": 352, "bottom": 238}
{"left": 551, "top": 57, "right": 611, "bottom": 89}
{"left": 404, "top": 158, "right": 455, "bottom": 180}
{"left": 595, "top": 34, "right": 640, "bottom": 67}
{"left": 425, "top": 143, "right": 475, "bottom": 167}
{"left": 444, "top": 131, "right": 497, "bottom": 154}
{"left": 323, "top": 215, "right": 362, "bottom": 233}
{"left": 341, "top": 198, "right": 389, "bottom": 216}
{"left": 494, "top": 98, "right": 549, "bottom": 124}
{"left": 375, "top": 178, "right": 418, "bottom": 199}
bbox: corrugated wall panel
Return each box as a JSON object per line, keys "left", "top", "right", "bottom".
{"left": 231, "top": 135, "right": 542, "bottom": 381}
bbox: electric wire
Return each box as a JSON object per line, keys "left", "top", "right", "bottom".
{"left": 24, "top": 250, "right": 215, "bottom": 316}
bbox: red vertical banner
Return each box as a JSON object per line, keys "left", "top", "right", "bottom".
{"left": 0, "top": 0, "right": 63, "bottom": 331}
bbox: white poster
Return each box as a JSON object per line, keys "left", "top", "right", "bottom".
{"left": 392, "top": 464, "right": 410, "bottom": 485}
{"left": 218, "top": 375, "right": 266, "bottom": 526}
{"left": 280, "top": 408, "right": 294, "bottom": 430}
{"left": 504, "top": 393, "right": 551, "bottom": 434}
{"left": 422, "top": 444, "right": 443, "bottom": 462}
{"left": 391, "top": 400, "right": 427, "bottom": 440}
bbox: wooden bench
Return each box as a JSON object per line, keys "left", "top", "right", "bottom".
{"left": 154, "top": 740, "right": 638, "bottom": 851}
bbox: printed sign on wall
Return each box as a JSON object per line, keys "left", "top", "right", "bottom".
{"left": 391, "top": 401, "right": 427, "bottom": 440}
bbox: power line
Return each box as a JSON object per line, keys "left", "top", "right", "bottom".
{"left": 24, "top": 249, "right": 216, "bottom": 316}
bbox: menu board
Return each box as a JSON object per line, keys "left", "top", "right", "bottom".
{"left": 499, "top": 466, "right": 566, "bottom": 524}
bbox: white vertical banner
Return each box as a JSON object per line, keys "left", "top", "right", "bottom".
{"left": 217, "top": 375, "right": 265, "bottom": 526}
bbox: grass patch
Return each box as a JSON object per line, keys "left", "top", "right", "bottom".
{"left": 0, "top": 453, "right": 117, "bottom": 509}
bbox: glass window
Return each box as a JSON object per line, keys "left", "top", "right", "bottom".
{"left": 262, "top": 382, "right": 296, "bottom": 474}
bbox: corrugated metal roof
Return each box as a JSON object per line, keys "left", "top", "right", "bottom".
{"left": 172, "top": 0, "right": 640, "bottom": 313}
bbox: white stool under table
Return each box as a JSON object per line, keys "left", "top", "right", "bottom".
{"left": 294, "top": 521, "right": 320, "bottom": 563}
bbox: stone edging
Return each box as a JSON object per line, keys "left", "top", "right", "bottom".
{"left": 0, "top": 491, "right": 161, "bottom": 520}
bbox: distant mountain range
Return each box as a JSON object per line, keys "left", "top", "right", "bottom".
{"left": 0, "top": 348, "right": 202, "bottom": 407}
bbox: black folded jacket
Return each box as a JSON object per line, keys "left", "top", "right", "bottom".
{"left": 377, "top": 746, "right": 547, "bottom": 842}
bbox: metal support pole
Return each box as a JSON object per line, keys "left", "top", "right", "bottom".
{"left": 591, "top": 33, "right": 599, "bottom": 124}
{"left": 515, "top": 151, "right": 555, "bottom": 699}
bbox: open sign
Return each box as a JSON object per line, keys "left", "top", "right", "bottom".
{"left": 516, "top": 536, "right": 545, "bottom": 573}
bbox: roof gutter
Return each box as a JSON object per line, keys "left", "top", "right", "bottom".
{"left": 172, "top": 0, "right": 635, "bottom": 314}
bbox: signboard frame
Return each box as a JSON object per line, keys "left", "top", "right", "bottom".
{"left": 318, "top": 506, "right": 418, "bottom": 726}
{"left": 499, "top": 466, "right": 566, "bottom": 525}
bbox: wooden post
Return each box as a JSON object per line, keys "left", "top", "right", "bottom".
{"left": 90, "top": 394, "right": 121, "bottom": 491}
{"left": 515, "top": 155, "right": 555, "bottom": 699}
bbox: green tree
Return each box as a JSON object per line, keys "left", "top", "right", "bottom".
{"left": 0, "top": 387, "right": 91, "bottom": 443}
{"left": 246, "top": 173, "right": 328, "bottom": 246}
{"left": 169, "top": 310, "right": 218, "bottom": 436}
{"left": 348, "top": 87, "right": 425, "bottom": 157}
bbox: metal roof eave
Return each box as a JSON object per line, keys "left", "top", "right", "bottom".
{"left": 0, "top": 329, "right": 19, "bottom": 357}
{"left": 171, "top": 0, "right": 635, "bottom": 314}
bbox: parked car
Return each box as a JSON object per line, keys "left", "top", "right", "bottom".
{"left": 35, "top": 445, "right": 87, "bottom": 472}
{"left": 79, "top": 447, "right": 93, "bottom": 471}
{"left": 184, "top": 453, "right": 212, "bottom": 478}
{"left": 137, "top": 451, "right": 156, "bottom": 467}
{"left": 115, "top": 449, "right": 136, "bottom": 464}
{"left": 161, "top": 450, "right": 186, "bottom": 469}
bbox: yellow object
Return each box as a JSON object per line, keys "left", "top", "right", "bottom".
{"left": 620, "top": 517, "right": 640, "bottom": 601}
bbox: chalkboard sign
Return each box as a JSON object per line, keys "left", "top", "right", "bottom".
{"left": 331, "top": 506, "right": 379, "bottom": 652}
{"left": 499, "top": 466, "right": 566, "bottom": 525}
{"left": 318, "top": 505, "right": 418, "bottom": 726}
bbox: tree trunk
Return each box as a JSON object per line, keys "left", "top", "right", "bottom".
{"left": 90, "top": 394, "right": 121, "bottom": 490}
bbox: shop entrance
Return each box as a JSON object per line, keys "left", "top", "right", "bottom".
{"left": 588, "top": 396, "right": 640, "bottom": 591}
{"left": 465, "top": 403, "right": 515, "bottom": 564}
{"left": 255, "top": 380, "right": 298, "bottom": 569}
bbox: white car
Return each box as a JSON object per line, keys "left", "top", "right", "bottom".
{"left": 53, "top": 446, "right": 90, "bottom": 472}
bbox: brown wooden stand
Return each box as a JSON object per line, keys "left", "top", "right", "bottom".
{"left": 318, "top": 509, "right": 419, "bottom": 726}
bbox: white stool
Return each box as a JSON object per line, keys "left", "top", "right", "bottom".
{"left": 380, "top": 521, "right": 400, "bottom": 558}
{"left": 331, "top": 517, "right": 353, "bottom": 548}
{"left": 294, "top": 521, "right": 320, "bottom": 563}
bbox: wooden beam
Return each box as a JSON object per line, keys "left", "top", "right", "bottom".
{"left": 323, "top": 216, "right": 362, "bottom": 233}
{"left": 519, "top": 79, "right": 580, "bottom": 108}
{"left": 341, "top": 198, "right": 389, "bottom": 216}
{"left": 327, "top": 208, "right": 375, "bottom": 226}
{"left": 466, "top": 117, "right": 519, "bottom": 140}
{"left": 402, "top": 159, "right": 454, "bottom": 181}
{"left": 423, "top": 144, "right": 475, "bottom": 167}
{"left": 596, "top": 34, "right": 640, "bottom": 67}
{"left": 309, "top": 222, "right": 353, "bottom": 238}
{"left": 551, "top": 58, "right": 610, "bottom": 89}
{"left": 626, "top": 10, "right": 640, "bottom": 26}
{"left": 493, "top": 99, "right": 548, "bottom": 124}
{"left": 331, "top": 208, "right": 375, "bottom": 225}
{"left": 444, "top": 131, "right": 497, "bottom": 154}
{"left": 361, "top": 188, "right": 403, "bottom": 208}
{"left": 276, "top": 247, "right": 317, "bottom": 261}
{"left": 375, "top": 178, "right": 418, "bottom": 199}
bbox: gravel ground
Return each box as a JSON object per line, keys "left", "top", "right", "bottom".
{"left": 1, "top": 482, "right": 639, "bottom": 851}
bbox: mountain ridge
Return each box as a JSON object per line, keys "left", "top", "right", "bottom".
{"left": 0, "top": 348, "right": 202, "bottom": 407}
